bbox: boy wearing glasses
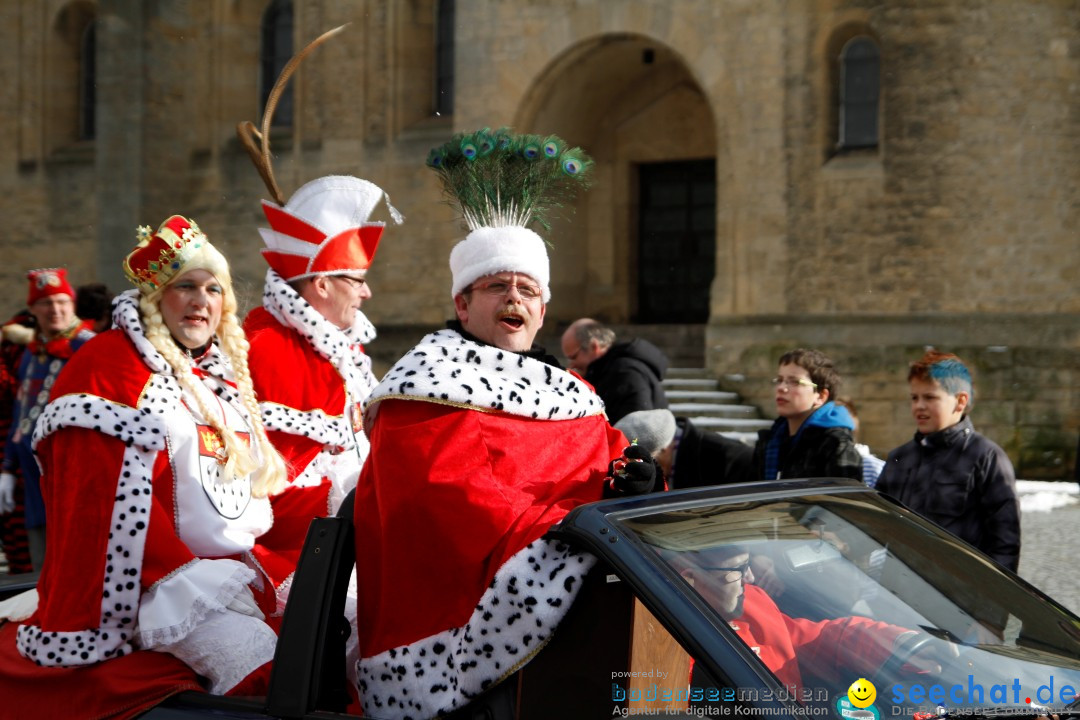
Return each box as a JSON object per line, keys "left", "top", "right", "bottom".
{"left": 751, "top": 348, "right": 863, "bottom": 482}
{"left": 875, "top": 350, "right": 1019, "bottom": 571}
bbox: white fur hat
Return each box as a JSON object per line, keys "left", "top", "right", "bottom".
{"left": 449, "top": 225, "right": 551, "bottom": 303}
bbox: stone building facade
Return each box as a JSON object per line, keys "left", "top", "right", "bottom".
{"left": 0, "top": 0, "right": 1077, "bottom": 477}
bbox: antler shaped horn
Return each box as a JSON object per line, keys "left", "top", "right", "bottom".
{"left": 237, "top": 24, "right": 349, "bottom": 206}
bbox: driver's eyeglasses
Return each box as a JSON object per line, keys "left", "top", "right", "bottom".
{"left": 469, "top": 279, "right": 542, "bottom": 301}
{"left": 772, "top": 376, "right": 817, "bottom": 390}
{"left": 701, "top": 560, "right": 752, "bottom": 584}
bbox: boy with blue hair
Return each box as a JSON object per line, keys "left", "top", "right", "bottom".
{"left": 876, "top": 350, "right": 1020, "bottom": 571}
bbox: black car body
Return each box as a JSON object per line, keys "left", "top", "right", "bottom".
{"left": 5, "top": 478, "right": 1080, "bottom": 720}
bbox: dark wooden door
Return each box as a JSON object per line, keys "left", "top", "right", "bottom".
{"left": 636, "top": 159, "right": 716, "bottom": 323}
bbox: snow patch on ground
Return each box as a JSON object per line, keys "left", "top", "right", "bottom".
{"left": 1017, "top": 479, "right": 1079, "bottom": 513}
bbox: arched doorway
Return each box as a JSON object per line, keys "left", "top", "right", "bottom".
{"left": 516, "top": 35, "right": 718, "bottom": 325}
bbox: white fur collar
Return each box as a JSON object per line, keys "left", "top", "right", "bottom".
{"left": 365, "top": 328, "right": 603, "bottom": 427}
{"left": 261, "top": 269, "right": 378, "bottom": 400}
{"left": 112, "top": 290, "right": 235, "bottom": 386}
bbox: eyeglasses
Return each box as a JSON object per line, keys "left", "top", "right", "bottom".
{"left": 334, "top": 275, "right": 367, "bottom": 290}
{"left": 772, "top": 376, "right": 817, "bottom": 390}
{"left": 468, "top": 279, "right": 542, "bottom": 301}
{"left": 700, "top": 560, "right": 752, "bottom": 584}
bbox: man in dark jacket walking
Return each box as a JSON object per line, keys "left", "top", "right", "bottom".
{"left": 561, "top": 318, "right": 669, "bottom": 423}
{"left": 751, "top": 348, "right": 863, "bottom": 482}
{"left": 876, "top": 350, "right": 1019, "bottom": 572}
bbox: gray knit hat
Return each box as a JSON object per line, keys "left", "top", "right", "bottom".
{"left": 615, "top": 409, "right": 677, "bottom": 456}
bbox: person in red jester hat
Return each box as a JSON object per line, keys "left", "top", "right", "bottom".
{"left": 1, "top": 268, "right": 95, "bottom": 570}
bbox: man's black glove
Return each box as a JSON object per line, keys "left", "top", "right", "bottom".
{"left": 604, "top": 444, "right": 658, "bottom": 497}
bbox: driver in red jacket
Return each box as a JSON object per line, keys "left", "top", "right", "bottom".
{"left": 674, "top": 543, "right": 946, "bottom": 692}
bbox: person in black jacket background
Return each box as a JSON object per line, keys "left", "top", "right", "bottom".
{"left": 751, "top": 348, "right": 863, "bottom": 482}
{"left": 875, "top": 350, "right": 1019, "bottom": 572}
{"left": 560, "top": 318, "right": 668, "bottom": 423}
{"left": 615, "top": 408, "right": 754, "bottom": 489}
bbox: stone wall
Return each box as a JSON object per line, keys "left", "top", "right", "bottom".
{"left": 779, "top": 1, "right": 1080, "bottom": 318}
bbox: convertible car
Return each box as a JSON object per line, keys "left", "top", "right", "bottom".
{"left": 4, "top": 478, "right": 1080, "bottom": 720}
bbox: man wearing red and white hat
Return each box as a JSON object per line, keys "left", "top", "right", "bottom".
{"left": 243, "top": 175, "right": 401, "bottom": 604}
{"left": 0, "top": 268, "right": 95, "bottom": 570}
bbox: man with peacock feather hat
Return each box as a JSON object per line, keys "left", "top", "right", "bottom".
{"left": 353, "top": 128, "right": 658, "bottom": 719}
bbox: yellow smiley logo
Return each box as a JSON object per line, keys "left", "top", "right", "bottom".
{"left": 848, "top": 678, "right": 877, "bottom": 708}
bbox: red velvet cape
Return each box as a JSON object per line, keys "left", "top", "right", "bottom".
{"left": 355, "top": 397, "right": 625, "bottom": 657}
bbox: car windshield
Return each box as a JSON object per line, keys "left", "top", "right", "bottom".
{"left": 616, "top": 491, "right": 1080, "bottom": 716}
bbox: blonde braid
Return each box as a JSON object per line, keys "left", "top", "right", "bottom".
{"left": 215, "top": 309, "right": 288, "bottom": 497}
{"left": 139, "top": 294, "right": 259, "bottom": 485}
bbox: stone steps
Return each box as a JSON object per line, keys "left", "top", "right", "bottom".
{"left": 666, "top": 367, "right": 710, "bottom": 379}
{"left": 661, "top": 378, "right": 722, "bottom": 391}
{"left": 665, "top": 399, "right": 760, "bottom": 416}
{"left": 662, "top": 368, "right": 772, "bottom": 439}
{"left": 665, "top": 389, "right": 741, "bottom": 403}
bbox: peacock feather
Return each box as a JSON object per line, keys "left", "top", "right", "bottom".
{"left": 426, "top": 127, "right": 594, "bottom": 238}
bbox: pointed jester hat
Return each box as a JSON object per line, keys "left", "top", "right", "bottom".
{"left": 237, "top": 25, "right": 401, "bottom": 282}
{"left": 426, "top": 128, "right": 594, "bottom": 303}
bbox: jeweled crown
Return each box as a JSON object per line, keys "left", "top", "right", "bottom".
{"left": 122, "top": 216, "right": 209, "bottom": 294}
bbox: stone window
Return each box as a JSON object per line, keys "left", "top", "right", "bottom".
{"left": 78, "top": 20, "right": 96, "bottom": 140}
{"left": 48, "top": 1, "right": 97, "bottom": 152}
{"left": 435, "top": 0, "right": 455, "bottom": 116}
{"left": 260, "top": 0, "right": 294, "bottom": 128}
{"left": 394, "top": 0, "right": 454, "bottom": 131}
{"left": 837, "top": 36, "right": 880, "bottom": 150}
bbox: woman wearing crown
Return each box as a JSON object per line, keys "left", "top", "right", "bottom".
{"left": 0, "top": 216, "right": 288, "bottom": 719}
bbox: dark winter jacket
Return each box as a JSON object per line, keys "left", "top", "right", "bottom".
{"left": 585, "top": 338, "right": 669, "bottom": 423}
{"left": 669, "top": 417, "right": 754, "bottom": 489}
{"left": 752, "top": 402, "right": 863, "bottom": 483}
{"left": 875, "top": 416, "right": 1020, "bottom": 572}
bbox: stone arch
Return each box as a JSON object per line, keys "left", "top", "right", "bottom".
{"left": 47, "top": 0, "right": 97, "bottom": 153}
{"left": 513, "top": 33, "right": 720, "bottom": 325}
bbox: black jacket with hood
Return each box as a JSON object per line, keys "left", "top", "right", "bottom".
{"left": 585, "top": 338, "right": 669, "bottom": 424}
{"left": 752, "top": 401, "right": 863, "bottom": 483}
